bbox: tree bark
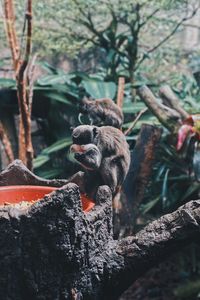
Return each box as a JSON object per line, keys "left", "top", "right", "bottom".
{"left": 159, "top": 85, "right": 189, "bottom": 120}
{"left": 137, "top": 85, "right": 182, "bottom": 133}
{"left": 123, "top": 124, "right": 162, "bottom": 213}
{"left": 0, "top": 160, "right": 199, "bottom": 299}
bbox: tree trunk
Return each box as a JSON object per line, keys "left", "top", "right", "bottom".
{"left": 0, "top": 160, "right": 199, "bottom": 299}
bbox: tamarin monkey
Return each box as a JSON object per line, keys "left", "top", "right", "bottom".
{"left": 79, "top": 97, "right": 124, "bottom": 129}
{"left": 70, "top": 125, "right": 130, "bottom": 198}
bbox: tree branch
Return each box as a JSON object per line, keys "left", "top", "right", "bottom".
{"left": 124, "top": 108, "right": 148, "bottom": 136}
{"left": 135, "top": 6, "right": 199, "bottom": 70}
{"left": 116, "top": 77, "right": 125, "bottom": 109}
{"left": 3, "top": 0, "right": 34, "bottom": 169}
{"left": 137, "top": 85, "right": 182, "bottom": 133}
{"left": 3, "top": 0, "right": 20, "bottom": 71}
{"left": 16, "top": 0, "right": 33, "bottom": 170}
{"left": 104, "top": 199, "right": 200, "bottom": 299}
{"left": 0, "top": 121, "right": 14, "bottom": 163}
{"left": 159, "top": 85, "right": 189, "bottom": 120}
{"left": 139, "top": 8, "right": 160, "bottom": 28}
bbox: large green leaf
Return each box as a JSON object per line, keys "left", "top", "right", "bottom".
{"left": 0, "top": 78, "right": 16, "bottom": 88}
{"left": 33, "top": 154, "right": 50, "bottom": 169}
{"left": 44, "top": 92, "right": 73, "bottom": 106}
{"left": 35, "top": 168, "right": 63, "bottom": 179}
{"left": 37, "top": 74, "right": 73, "bottom": 86}
{"left": 123, "top": 102, "right": 146, "bottom": 114}
{"left": 82, "top": 80, "right": 117, "bottom": 99}
{"left": 42, "top": 137, "right": 72, "bottom": 155}
{"left": 142, "top": 196, "right": 160, "bottom": 214}
{"left": 180, "top": 183, "right": 200, "bottom": 202}
{"left": 122, "top": 116, "right": 159, "bottom": 129}
{"left": 38, "top": 61, "right": 65, "bottom": 75}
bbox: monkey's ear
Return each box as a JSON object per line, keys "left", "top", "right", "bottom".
{"left": 93, "top": 127, "right": 99, "bottom": 137}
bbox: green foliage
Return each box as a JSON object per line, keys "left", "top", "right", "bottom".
{"left": 0, "top": 78, "right": 16, "bottom": 88}
{"left": 82, "top": 80, "right": 117, "bottom": 99}
{"left": 141, "top": 138, "right": 200, "bottom": 217}
{"left": 174, "top": 279, "right": 200, "bottom": 299}
{"left": 27, "top": 63, "right": 120, "bottom": 177}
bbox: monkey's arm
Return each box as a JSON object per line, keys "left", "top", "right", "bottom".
{"left": 100, "top": 154, "right": 130, "bottom": 196}
{"left": 67, "top": 171, "right": 86, "bottom": 194}
{"left": 100, "top": 156, "right": 120, "bottom": 195}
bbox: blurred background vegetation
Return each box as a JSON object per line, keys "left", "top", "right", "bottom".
{"left": 1, "top": 0, "right": 200, "bottom": 299}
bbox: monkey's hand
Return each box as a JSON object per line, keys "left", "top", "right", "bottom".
{"left": 67, "top": 171, "right": 86, "bottom": 194}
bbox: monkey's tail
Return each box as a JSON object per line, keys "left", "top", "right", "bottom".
{"left": 113, "top": 186, "right": 122, "bottom": 214}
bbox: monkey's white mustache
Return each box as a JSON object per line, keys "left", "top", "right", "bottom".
{"left": 70, "top": 144, "right": 85, "bottom": 154}
{"left": 70, "top": 143, "right": 102, "bottom": 170}
{"left": 70, "top": 143, "right": 100, "bottom": 155}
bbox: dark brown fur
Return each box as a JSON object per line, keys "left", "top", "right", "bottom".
{"left": 80, "top": 98, "right": 124, "bottom": 128}
{"left": 71, "top": 125, "right": 130, "bottom": 197}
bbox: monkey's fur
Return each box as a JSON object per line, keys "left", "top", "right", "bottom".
{"left": 80, "top": 97, "right": 124, "bottom": 128}
{"left": 70, "top": 143, "right": 102, "bottom": 170}
{"left": 70, "top": 125, "right": 130, "bottom": 199}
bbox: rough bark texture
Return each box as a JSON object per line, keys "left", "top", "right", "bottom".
{"left": 0, "top": 160, "right": 199, "bottom": 300}
{"left": 123, "top": 124, "right": 162, "bottom": 215}
{"left": 159, "top": 85, "right": 189, "bottom": 120}
{"left": 137, "top": 86, "right": 182, "bottom": 133}
{"left": 0, "top": 159, "right": 68, "bottom": 187}
{"left": 0, "top": 160, "right": 113, "bottom": 300}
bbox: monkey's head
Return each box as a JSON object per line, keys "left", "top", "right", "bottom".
{"left": 70, "top": 143, "right": 102, "bottom": 170}
{"left": 79, "top": 97, "right": 91, "bottom": 114}
{"left": 72, "top": 125, "right": 99, "bottom": 145}
{"left": 80, "top": 97, "right": 125, "bottom": 128}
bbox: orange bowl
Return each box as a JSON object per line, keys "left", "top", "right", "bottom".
{"left": 0, "top": 185, "right": 95, "bottom": 212}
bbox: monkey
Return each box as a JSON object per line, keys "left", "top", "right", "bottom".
{"left": 79, "top": 97, "right": 124, "bottom": 129}
{"left": 70, "top": 125, "right": 130, "bottom": 198}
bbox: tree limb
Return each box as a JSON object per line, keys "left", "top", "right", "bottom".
{"left": 124, "top": 124, "right": 162, "bottom": 214}
{"left": 116, "top": 77, "right": 125, "bottom": 109}
{"left": 104, "top": 199, "right": 200, "bottom": 299}
{"left": 124, "top": 108, "right": 148, "bottom": 136}
{"left": 0, "top": 121, "right": 14, "bottom": 163}
{"left": 139, "top": 8, "right": 160, "bottom": 28}
{"left": 3, "top": 0, "right": 20, "bottom": 71}
{"left": 135, "top": 6, "right": 199, "bottom": 70}
{"left": 16, "top": 0, "right": 33, "bottom": 170}
{"left": 159, "top": 85, "right": 189, "bottom": 120}
{"left": 137, "top": 85, "right": 181, "bottom": 133}
{"left": 3, "top": 0, "right": 34, "bottom": 170}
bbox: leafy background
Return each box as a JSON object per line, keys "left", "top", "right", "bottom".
{"left": 1, "top": 0, "right": 200, "bottom": 299}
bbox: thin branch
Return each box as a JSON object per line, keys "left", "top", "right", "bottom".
{"left": 159, "top": 85, "right": 189, "bottom": 120}
{"left": 27, "top": 53, "right": 37, "bottom": 114}
{"left": 116, "top": 77, "right": 125, "bottom": 109}
{"left": 124, "top": 108, "right": 148, "bottom": 136}
{"left": 3, "top": 0, "right": 20, "bottom": 71}
{"left": 139, "top": 8, "right": 160, "bottom": 28}
{"left": 16, "top": 0, "right": 33, "bottom": 171}
{"left": 135, "top": 6, "right": 199, "bottom": 70}
{"left": 105, "top": 199, "right": 200, "bottom": 298}
{"left": 183, "top": 23, "right": 200, "bottom": 29}
{"left": 0, "top": 121, "right": 14, "bottom": 163}
{"left": 137, "top": 85, "right": 181, "bottom": 133}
